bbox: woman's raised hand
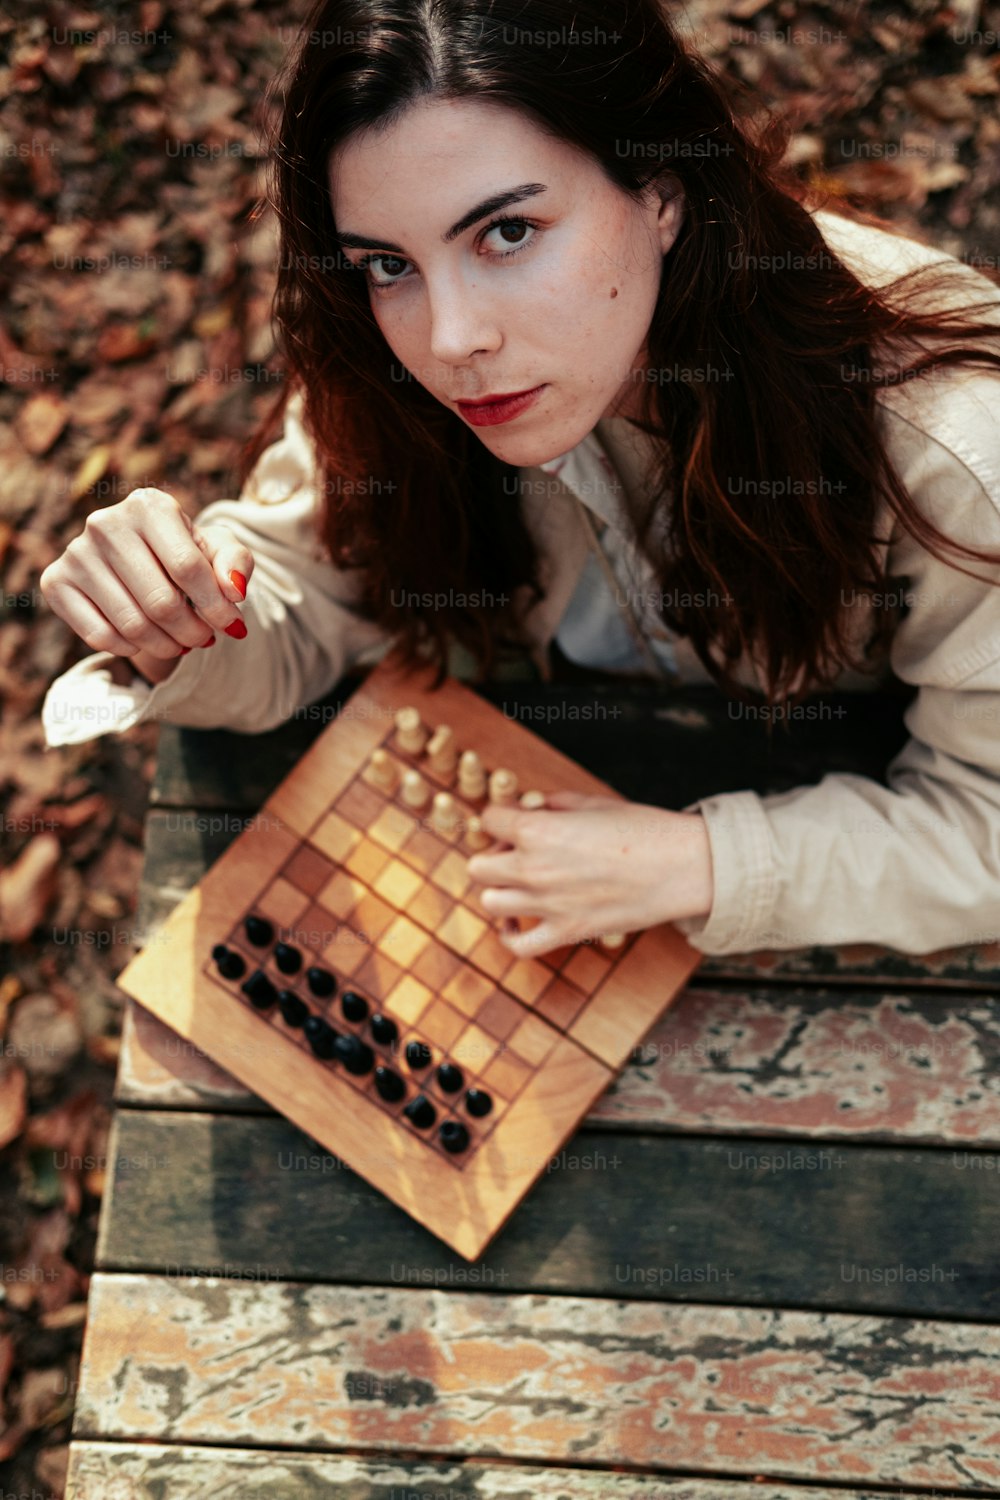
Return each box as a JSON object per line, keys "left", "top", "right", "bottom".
{"left": 40, "top": 487, "right": 254, "bottom": 682}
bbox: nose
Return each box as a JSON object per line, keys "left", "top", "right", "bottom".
{"left": 426, "top": 268, "right": 502, "bottom": 365}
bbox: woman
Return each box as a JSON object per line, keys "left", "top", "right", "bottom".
{"left": 40, "top": 0, "right": 1000, "bottom": 960}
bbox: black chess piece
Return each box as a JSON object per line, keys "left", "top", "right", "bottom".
{"left": 465, "top": 1087, "right": 493, "bottom": 1118}
{"left": 439, "top": 1120, "right": 470, "bottom": 1153}
{"left": 340, "top": 990, "right": 368, "bottom": 1023}
{"left": 403, "top": 1094, "right": 436, "bottom": 1128}
{"left": 274, "top": 942, "right": 302, "bottom": 975}
{"left": 242, "top": 969, "right": 277, "bottom": 1010}
{"left": 334, "top": 1033, "right": 375, "bottom": 1075}
{"left": 306, "top": 966, "right": 336, "bottom": 998}
{"left": 374, "top": 1066, "right": 405, "bottom": 1102}
{"left": 303, "top": 1014, "right": 338, "bottom": 1059}
{"left": 436, "top": 1062, "right": 464, "bottom": 1093}
{"left": 278, "top": 990, "right": 308, "bottom": 1027}
{"left": 212, "top": 944, "right": 245, "bottom": 980}
{"left": 244, "top": 914, "right": 274, "bottom": 947}
{"left": 405, "top": 1040, "right": 433, "bottom": 1071}
{"left": 370, "top": 1013, "right": 398, "bottom": 1046}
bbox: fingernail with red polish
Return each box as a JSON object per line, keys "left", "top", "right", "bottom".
{"left": 224, "top": 619, "right": 248, "bottom": 639}
{"left": 230, "top": 570, "right": 247, "bottom": 600}
{"left": 200, "top": 636, "right": 216, "bottom": 647}
{"left": 179, "top": 647, "right": 191, "bottom": 655}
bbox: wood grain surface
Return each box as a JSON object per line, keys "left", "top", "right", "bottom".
{"left": 96, "top": 1109, "right": 1000, "bottom": 1318}
{"left": 72, "top": 1273, "right": 1000, "bottom": 1490}
{"left": 66, "top": 1441, "right": 974, "bottom": 1499}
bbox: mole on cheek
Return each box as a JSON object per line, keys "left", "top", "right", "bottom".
{"left": 610, "top": 287, "right": 618, "bottom": 298}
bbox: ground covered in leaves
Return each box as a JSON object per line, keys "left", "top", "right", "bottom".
{"left": 1, "top": 0, "right": 998, "bottom": 1492}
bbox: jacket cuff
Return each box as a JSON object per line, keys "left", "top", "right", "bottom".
{"left": 41, "top": 649, "right": 210, "bottom": 748}
{"left": 673, "top": 790, "right": 781, "bottom": 954}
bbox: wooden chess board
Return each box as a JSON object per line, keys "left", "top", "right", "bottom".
{"left": 116, "top": 651, "right": 701, "bottom": 1259}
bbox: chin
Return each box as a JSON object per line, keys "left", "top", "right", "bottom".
{"left": 477, "top": 415, "right": 599, "bottom": 469}
{"left": 475, "top": 434, "right": 563, "bottom": 469}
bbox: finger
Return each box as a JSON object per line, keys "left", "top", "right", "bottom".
{"left": 543, "top": 790, "right": 621, "bottom": 811}
{"left": 477, "top": 804, "right": 527, "bottom": 843}
{"left": 83, "top": 534, "right": 220, "bottom": 654}
{"left": 465, "top": 847, "right": 529, "bottom": 885}
{"left": 119, "top": 495, "right": 245, "bottom": 630}
{"left": 196, "top": 522, "right": 255, "bottom": 605}
{"left": 479, "top": 885, "right": 539, "bottom": 919}
{"left": 45, "top": 580, "right": 145, "bottom": 657}
{"left": 498, "top": 917, "right": 568, "bottom": 960}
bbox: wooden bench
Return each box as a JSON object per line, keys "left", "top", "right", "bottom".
{"left": 65, "top": 669, "right": 1000, "bottom": 1498}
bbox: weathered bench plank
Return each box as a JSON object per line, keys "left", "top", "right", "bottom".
{"left": 65, "top": 1441, "right": 969, "bottom": 1500}
{"left": 96, "top": 1110, "right": 1000, "bottom": 1318}
{"left": 72, "top": 1273, "right": 1000, "bottom": 1489}
{"left": 115, "top": 964, "right": 1000, "bottom": 1146}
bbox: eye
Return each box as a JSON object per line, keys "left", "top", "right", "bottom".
{"left": 352, "top": 251, "right": 409, "bottom": 290}
{"left": 481, "top": 217, "right": 537, "bottom": 260}
{"left": 353, "top": 216, "right": 539, "bottom": 293}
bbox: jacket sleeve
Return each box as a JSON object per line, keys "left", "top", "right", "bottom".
{"left": 41, "top": 392, "right": 396, "bottom": 748}
{"left": 674, "top": 374, "right": 1000, "bottom": 957}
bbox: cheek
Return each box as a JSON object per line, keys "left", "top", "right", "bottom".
{"left": 369, "top": 300, "right": 425, "bottom": 376}
{"left": 539, "top": 221, "right": 656, "bottom": 337}
{"left": 371, "top": 299, "right": 407, "bottom": 347}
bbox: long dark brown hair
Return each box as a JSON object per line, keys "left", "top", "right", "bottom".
{"left": 244, "top": 0, "right": 1000, "bottom": 719}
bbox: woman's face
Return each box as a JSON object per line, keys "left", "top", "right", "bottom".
{"left": 328, "top": 96, "right": 684, "bottom": 468}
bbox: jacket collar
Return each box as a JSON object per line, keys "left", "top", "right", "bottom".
{"left": 534, "top": 424, "right": 632, "bottom": 532}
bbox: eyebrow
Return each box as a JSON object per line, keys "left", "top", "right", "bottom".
{"left": 334, "top": 182, "right": 549, "bottom": 253}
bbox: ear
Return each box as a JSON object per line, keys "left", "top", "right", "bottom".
{"left": 654, "top": 172, "right": 685, "bottom": 256}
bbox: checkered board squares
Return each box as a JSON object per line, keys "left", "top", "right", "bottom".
{"left": 200, "top": 707, "right": 643, "bottom": 1173}
{"left": 119, "top": 653, "right": 702, "bottom": 1260}
{"left": 202, "top": 815, "right": 589, "bottom": 1171}
{"left": 325, "top": 777, "right": 635, "bottom": 1042}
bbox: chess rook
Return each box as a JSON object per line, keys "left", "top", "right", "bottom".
{"left": 489, "top": 768, "right": 519, "bottom": 806}
{"left": 394, "top": 706, "right": 428, "bottom": 755}
{"left": 458, "top": 749, "right": 487, "bottom": 799}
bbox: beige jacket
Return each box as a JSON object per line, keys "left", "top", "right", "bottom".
{"left": 41, "top": 210, "right": 1000, "bottom": 958}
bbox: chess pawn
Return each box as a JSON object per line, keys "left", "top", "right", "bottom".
{"left": 400, "top": 768, "right": 431, "bottom": 810}
{"left": 488, "top": 768, "right": 518, "bottom": 807}
{"left": 600, "top": 931, "right": 626, "bottom": 950}
{"left": 519, "top": 789, "right": 546, "bottom": 810}
{"left": 368, "top": 748, "right": 398, "bottom": 793}
{"left": 426, "top": 725, "right": 458, "bottom": 778}
{"left": 431, "top": 791, "right": 460, "bottom": 836}
{"left": 465, "top": 815, "right": 491, "bottom": 851}
{"left": 458, "top": 749, "right": 487, "bottom": 800}
{"left": 394, "top": 706, "right": 428, "bottom": 756}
